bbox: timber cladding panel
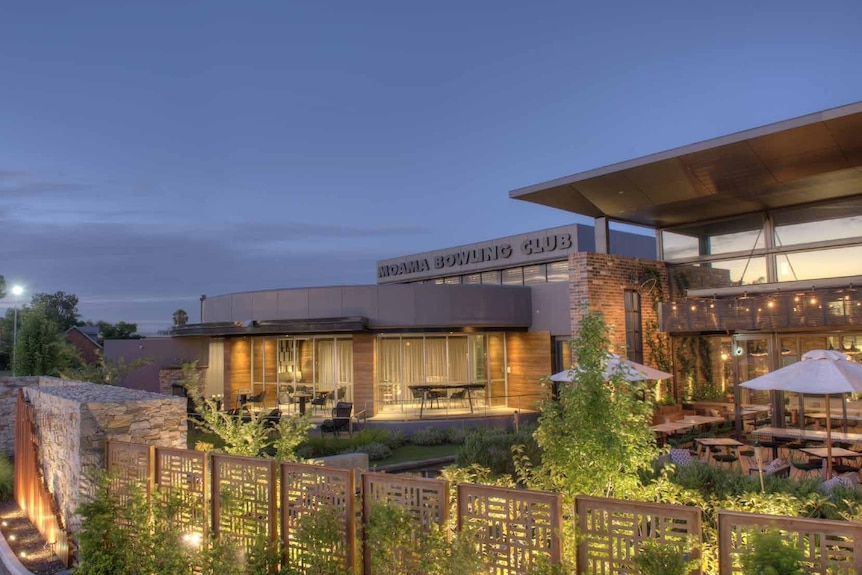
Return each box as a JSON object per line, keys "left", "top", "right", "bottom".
{"left": 569, "top": 253, "right": 668, "bottom": 368}
{"left": 227, "top": 338, "right": 251, "bottom": 409}
{"left": 505, "top": 331, "right": 551, "bottom": 410}
{"left": 352, "top": 334, "right": 375, "bottom": 417}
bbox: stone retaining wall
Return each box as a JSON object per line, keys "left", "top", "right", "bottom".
{"left": 16, "top": 378, "right": 186, "bottom": 532}
{"left": 0, "top": 376, "right": 40, "bottom": 456}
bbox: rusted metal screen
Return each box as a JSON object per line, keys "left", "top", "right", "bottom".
{"left": 576, "top": 495, "right": 701, "bottom": 575}
{"left": 361, "top": 471, "right": 449, "bottom": 575}
{"left": 14, "top": 392, "right": 73, "bottom": 567}
{"left": 211, "top": 453, "right": 278, "bottom": 552}
{"left": 105, "top": 440, "right": 153, "bottom": 496}
{"left": 154, "top": 446, "right": 208, "bottom": 540}
{"left": 718, "top": 510, "right": 862, "bottom": 575}
{"left": 281, "top": 462, "right": 356, "bottom": 574}
{"left": 458, "top": 483, "right": 562, "bottom": 575}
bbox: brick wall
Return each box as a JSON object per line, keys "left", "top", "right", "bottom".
{"left": 569, "top": 253, "right": 670, "bottom": 369}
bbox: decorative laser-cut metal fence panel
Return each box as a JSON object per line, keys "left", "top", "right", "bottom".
{"left": 105, "top": 440, "right": 152, "bottom": 504}
{"left": 154, "top": 446, "right": 208, "bottom": 539}
{"left": 211, "top": 454, "right": 277, "bottom": 552}
{"left": 362, "top": 471, "right": 449, "bottom": 575}
{"left": 718, "top": 510, "right": 862, "bottom": 575}
{"left": 576, "top": 495, "right": 701, "bottom": 575}
{"left": 458, "top": 483, "right": 562, "bottom": 575}
{"left": 281, "top": 462, "right": 356, "bottom": 574}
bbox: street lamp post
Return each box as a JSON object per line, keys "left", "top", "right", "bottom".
{"left": 11, "top": 285, "right": 23, "bottom": 376}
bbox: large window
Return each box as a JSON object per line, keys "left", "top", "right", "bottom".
{"left": 662, "top": 202, "right": 862, "bottom": 290}
{"left": 275, "top": 336, "right": 352, "bottom": 402}
{"left": 376, "top": 334, "right": 495, "bottom": 411}
{"left": 624, "top": 290, "right": 643, "bottom": 363}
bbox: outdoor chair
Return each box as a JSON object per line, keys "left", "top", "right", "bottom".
{"left": 310, "top": 391, "right": 330, "bottom": 413}
{"left": 789, "top": 450, "right": 823, "bottom": 480}
{"left": 748, "top": 457, "right": 791, "bottom": 478}
{"left": 262, "top": 408, "right": 281, "bottom": 429}
{"left": 243, "top": 389, "right": 266, "bottom": 411}
{"left": 321, "top": 402, "right": 353, "bottom": 437}
{"left": 277, "top": 392, "right": 294, "bottom": 414}
{"left": 448, "top": 388, "right": 468, "bottom": 408}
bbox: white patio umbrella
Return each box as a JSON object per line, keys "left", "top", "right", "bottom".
{"left": 740, "top": 349, "right": 862, "bottom": 478}
{"left": 549, "top": 353, "right": 672, "bottom": 383}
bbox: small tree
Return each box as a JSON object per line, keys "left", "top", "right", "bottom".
{"left": 98, "top": 320, "right": 140, "bottom": 339}
{"left": 173, "top": 309, "right": 189, "bottom": 326}
{"left": 182, "top": 361, "right": 312, "bottom": 458}
{"left": 13, "top": 305, "right": 65, "bottom": 376}
{"left": 61, "top": 349, "right": 151, "bottom": 385}
{"left": 533, "top": 310, "right": 659, "bottom": 500}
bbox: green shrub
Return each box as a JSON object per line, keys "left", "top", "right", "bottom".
{"left": 410, "top": 427, "right": 447, "bottom": 446}
{"left": 298, "top": 428, "right": 404, "bottom": 459}
{"left": 0, "top": 455, "right": 13, "bottom": 501}
{"left": 456, "top": 425, "right": 540, "bottom": 479}
{"left": 739, "top": 529, "right": 804, "bottom": 575}
{"left": 365, "top": 500, "right": 488, "bottom": 575}
{"left": 282, "top": 505, "right": 351, "bottom": 575}
{"left": 344, "top": 442, "right": 392, "bottom": 461}
{"left": 444, "top": 426, "right": 471, "bottom": 445}
{"left": 633, "top": 538, "right": 697, "bottom": 575}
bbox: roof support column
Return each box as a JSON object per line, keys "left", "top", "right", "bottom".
{"left": 594, "top": 217, "right": 610, "bottom": 254}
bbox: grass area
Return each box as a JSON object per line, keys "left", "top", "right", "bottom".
{"left": 186, "top": 425, "right": 461, "bottom": 465}
{"left": 375, "top": 443, "right": 460, "bottom": 466}
{"left": 187, "top": 426, "right": 226, "bottom": 451}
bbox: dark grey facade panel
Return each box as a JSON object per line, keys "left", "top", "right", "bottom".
{"left": 198, "top": 284, "right": 533, "bottom": 330}
{"left": 277, "top": 288, "right": 311, "bottom": 318}
{"left": 611, "top": 232, "right": 657, "bottom": 260}
{"left": 528, "top": 282, "right": 571, "bottom": 336}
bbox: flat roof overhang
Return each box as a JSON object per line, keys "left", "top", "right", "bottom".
{"left": 509, "top": 101, "right": 862, "bottom": 229}
{"left": 172, "top": 317, "right": 370, "bottom": 337}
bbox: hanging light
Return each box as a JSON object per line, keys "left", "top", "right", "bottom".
{"left": 750, "top": 344, "right": 768, "bottom": 357}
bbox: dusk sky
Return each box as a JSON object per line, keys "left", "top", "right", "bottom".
{"left": 2, "top": 1, "right": 862, "bottom": 333}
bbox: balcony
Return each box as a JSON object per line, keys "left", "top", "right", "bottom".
{"left": 660, "top": 287, "right": 862, "bottom": 333}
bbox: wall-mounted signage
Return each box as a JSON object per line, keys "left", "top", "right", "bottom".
{"left": 377, "top": 228, "right": 577, "bottom": 281}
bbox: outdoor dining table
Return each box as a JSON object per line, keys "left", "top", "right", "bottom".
{"left": 649, "top": 421, "right": 695, "bottom": 446}
{"left": 408, "top": 383, "right": 487, "bottom": 418}
{"left": 751, "top": 426, "right": 862, "bottom": 444}
{"left": 678, "top": 415, "right": 725, "bottom": 426}
{"left": 798, "top": 446, "right": 862, "bottom": 479}
{"left": 695, "top": 437, "right": 744, "bottom": 464}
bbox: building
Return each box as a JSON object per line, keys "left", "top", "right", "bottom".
{"left": 110, "top": 101, "right": 862, "bottom": 424}
{"left": 511, "top": 100, "right": 862, "bottom": 418}
{"left": 113, "top": 224, "right": 654, "bottom": 419}
{"left": 65, "top": 326, "right": 102, "bottom": 364}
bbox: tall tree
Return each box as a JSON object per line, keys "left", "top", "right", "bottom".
{"left": 0, "top": 274, "right": 6, "bottom": 300}
{"left": 98, "top": 321, "right": 140, "bottom": 339}
{"left": 13, "top": 306, "right": 63, "bottom": 376}
{"left": 172, "top": 309, "right": 189, "bottom": 326}
{"left": 533, "top": 311, "right": 659, "bottom": 501}
{"left": 31, "top": 291, "right": 82, "bottom": 332}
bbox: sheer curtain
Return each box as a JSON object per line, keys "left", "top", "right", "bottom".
{"left": 424, "top": 338, "right": 447, "bottom": 383}
{"left": 316, "top": 340, "right": 335, "bottom": 391}
{"left": 448, "top": 337, "right": 469, "bottom": 383}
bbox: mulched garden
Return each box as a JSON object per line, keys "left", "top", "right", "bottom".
{"left": 0, "top": 500, "right": 67, "bottom": 575}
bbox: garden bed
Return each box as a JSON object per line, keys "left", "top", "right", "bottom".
{"left": 0, "top": 499, "right": 66, "bottom": 575}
